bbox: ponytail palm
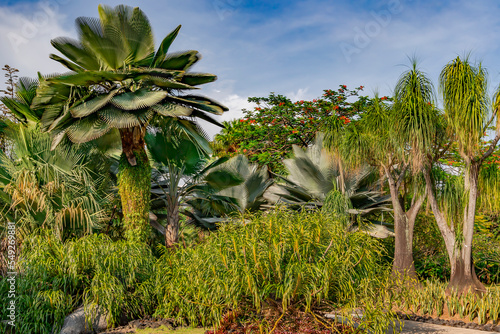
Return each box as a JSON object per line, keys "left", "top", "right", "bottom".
{"left": 326, "top": 61, "right": 436, "bottom": 284}
{"left": 423, "top": 56, "right": 500, "bottom": 294}
{"left": 31, "top": 5, "right": 228, "bottom": 241}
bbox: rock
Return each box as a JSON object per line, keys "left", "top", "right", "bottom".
{"left": 57, "top": 306, "right": 108, "bottom": 334}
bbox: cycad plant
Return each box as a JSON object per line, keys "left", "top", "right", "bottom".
{"left": 31, "top": 5, "right": 228, "bottom": 241}
{"left": 271, "top": 133, "right": 391, "bottom": 236}
{"left": 186, "top": 155, "right": 274, "bottom": 230}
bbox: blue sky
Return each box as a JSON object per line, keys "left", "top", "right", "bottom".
{"left": 1, "top": 0, "right": 500, "bottom": 135}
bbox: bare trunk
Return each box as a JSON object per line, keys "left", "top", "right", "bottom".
{"left": 448, "top": 248, "right": 485, "bottom": 294}
{"left": 384, "top": 164, "right": 424, "bottom": 285}
{"left": 423, "top": 166, "right": 485, "bottom": 294}
{"left": 392, "top": 211, "right": 417, "bottom": 281}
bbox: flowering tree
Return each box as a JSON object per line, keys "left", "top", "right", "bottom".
{"left": 213, "top": 85, "right": 368, "bottom": 174}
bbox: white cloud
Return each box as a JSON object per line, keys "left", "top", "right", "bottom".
{"left": 287, "top": 88, "right": 311, "bottom": 102}
{"left": 0, "top": 2, "right": 70, "bottom": 84}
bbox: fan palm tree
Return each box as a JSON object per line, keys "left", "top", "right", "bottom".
{"left": 423, "top": 56, "right": 500, "bottom": 294}
{"left": 0, "top": 76, "right": 112, "bottom": 240}
{"left": 270, "top": 133, "right": 392, "bottom": 237}
{"left": 0, "top": 124, "right": 112, "bottom": 241}
{"left": 186, "top": 155, "right": 274, "bottom": 230}
{"left": 31, "top": 5, "right": 228, "bottom": 241}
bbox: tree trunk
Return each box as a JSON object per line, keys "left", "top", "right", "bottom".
{"left": 118, "top": 126, "right": 152, "bottom": 242}
{"left": 383, "top": 164, "right": 424, "bottom": 285}
{"left": 448, "top": 249, "right": 485, "bottom": 294}
{"left": 392, "top": 210, "right": 418, "bottom": 282}
{"left": 423, "top": 166, "right": 485, "bottom": 295}
{"left": 165, "top": 196, "right": 179, "bottom": 248}
{"left": 450, "top": 162, "right": 486, "bottom": 294}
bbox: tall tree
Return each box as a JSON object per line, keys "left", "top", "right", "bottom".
{"left": 326, "top": 62, "right": 437, "bottom": 284}
{"left": 31, "top": 5, "right": 228, "bottom": 242}
{"left": 423, "top": 56, "right": 500, "bottom": 293}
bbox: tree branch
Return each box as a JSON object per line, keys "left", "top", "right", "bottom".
{"left": 480, "top": 133, "right": 500, "bottom": 164}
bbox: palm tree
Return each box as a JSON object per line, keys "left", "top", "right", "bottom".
{"left": 423, "top": 56, "right": 500, "bottom": 294}
{"left": 146, "top": 125, "right": 242, "bottom": 247}
{"left": 0, "top": 77, "right": 112, "bottom": 240}
{"left": 31, "top": 5, "right": 228, "bottom": 241}
{"left": 270, "top": 133, "right": 392, "bottom": 237}
{"left": 325, "top": 61, "right": 437, "bottom": 284}
{"left": 185, "top": 155, "right": 274, "bottom": 230}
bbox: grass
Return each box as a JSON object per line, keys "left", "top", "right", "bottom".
{"left": 386, "top": 280, "right": 500, "bottom": 325}
{"left": 153, "top": 209, "right": 396, "bottom": 333}
{"left": 1, "top": 209, "right": 398, "bottom": 333}
{"left": 0, "top": 232, "right": 156, "bottom": 334}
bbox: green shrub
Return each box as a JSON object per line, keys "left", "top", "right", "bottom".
{"left": 153, "top": 209, "right": 395, "bottom": 332}
{"left": 0, "top": 233, "right": 156, "bottom": 334}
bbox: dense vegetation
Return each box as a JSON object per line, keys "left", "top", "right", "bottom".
{"left": 0, "top": 4, "right": 499, "bottom": 334}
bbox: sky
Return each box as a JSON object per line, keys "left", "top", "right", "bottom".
{"left": 1, "top": 0, "right": 500, "bottom": 136}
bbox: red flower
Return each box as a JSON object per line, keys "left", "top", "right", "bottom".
{"left": 278, "top": 102, "right": 284, "bottom": 106}
{"left": 333, "top": 105, "right": 339, "bottom": 110}
{"left": 292, "top": 130, "right": 298, "bottom": 134}
{"left": 240, "top": 119, "right": 246, "bottom": 122}
{"left": 255, "top": 107, "right": 261, "bottom": 111}
{"left": 359, "top": 86, "right": 364, "bottom": 89}
{"left": 381, "top": 96, "right": 388, "bottom": 100}
{"left": 342, "top": 85, "right": 347, "bottom": 89}
{"left": 243, "top": 149, "right": 247, "bottom": 153}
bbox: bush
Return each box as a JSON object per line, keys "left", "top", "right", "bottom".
{"left": 0, "top": 233, "right": 155, "bottom": 334}
{"left": 153, "top": 209, "right": 395, "bottom": 332}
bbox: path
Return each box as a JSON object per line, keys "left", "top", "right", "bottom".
{"left": 391, "top": 320, "right": 497, "bottom": 333}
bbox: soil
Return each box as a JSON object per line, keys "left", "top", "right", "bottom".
{"left": 101, "top": 312, "right": 356, "bottom": 334}
{"left": 101, "top": 308, "right": 500, "bottom": 333}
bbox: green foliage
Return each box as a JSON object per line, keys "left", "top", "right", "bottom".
{"left": 153, "top": 209, "right": 395, "bottom": 332}
{"left": 186, "top": 155, "right": 273, "bottom": 230}
{"left": 33, "top": 5, "right": 227, "bottom": 149}
{"left": 412, "top": 212, "right": 500, "bottom": 284}
{"left": 213, "top": 86, "right": 367, "bottom": 174}
{"left": 0, "top": 125, "right": 112, "bottom": 240}
{"left": 269, "top": 133, "right": 391, "bottom": 236}
{"left": 118, "top": 149, "right": 152, "bottom": 242}
{"left": 412, "top": 212, "right": 451, "bottom": 281}
{"left": 392, "top": 280, "right": 500, "bottom": 324}
{"left": 0, "top": 233, "right": 155, "bottom": 333}
{"left": 439, "top": 56, "right": 489, "bottom": 156}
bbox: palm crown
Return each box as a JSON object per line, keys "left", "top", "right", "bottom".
{"left": 32, "top": 4, "right": 227, "bottom": 165}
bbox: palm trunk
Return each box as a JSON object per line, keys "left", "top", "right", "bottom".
{"left": 423, "top": 166, "right": 485, "bottom": 294}
{"left": 118, "top": 126, "right": 152, "bottom": 242}
{"left": 165, "top": 196, "right": 179, "bottom": 248}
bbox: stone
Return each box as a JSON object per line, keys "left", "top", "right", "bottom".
{"left": 57, "top": 306, "right": 108, "bottom": 334}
